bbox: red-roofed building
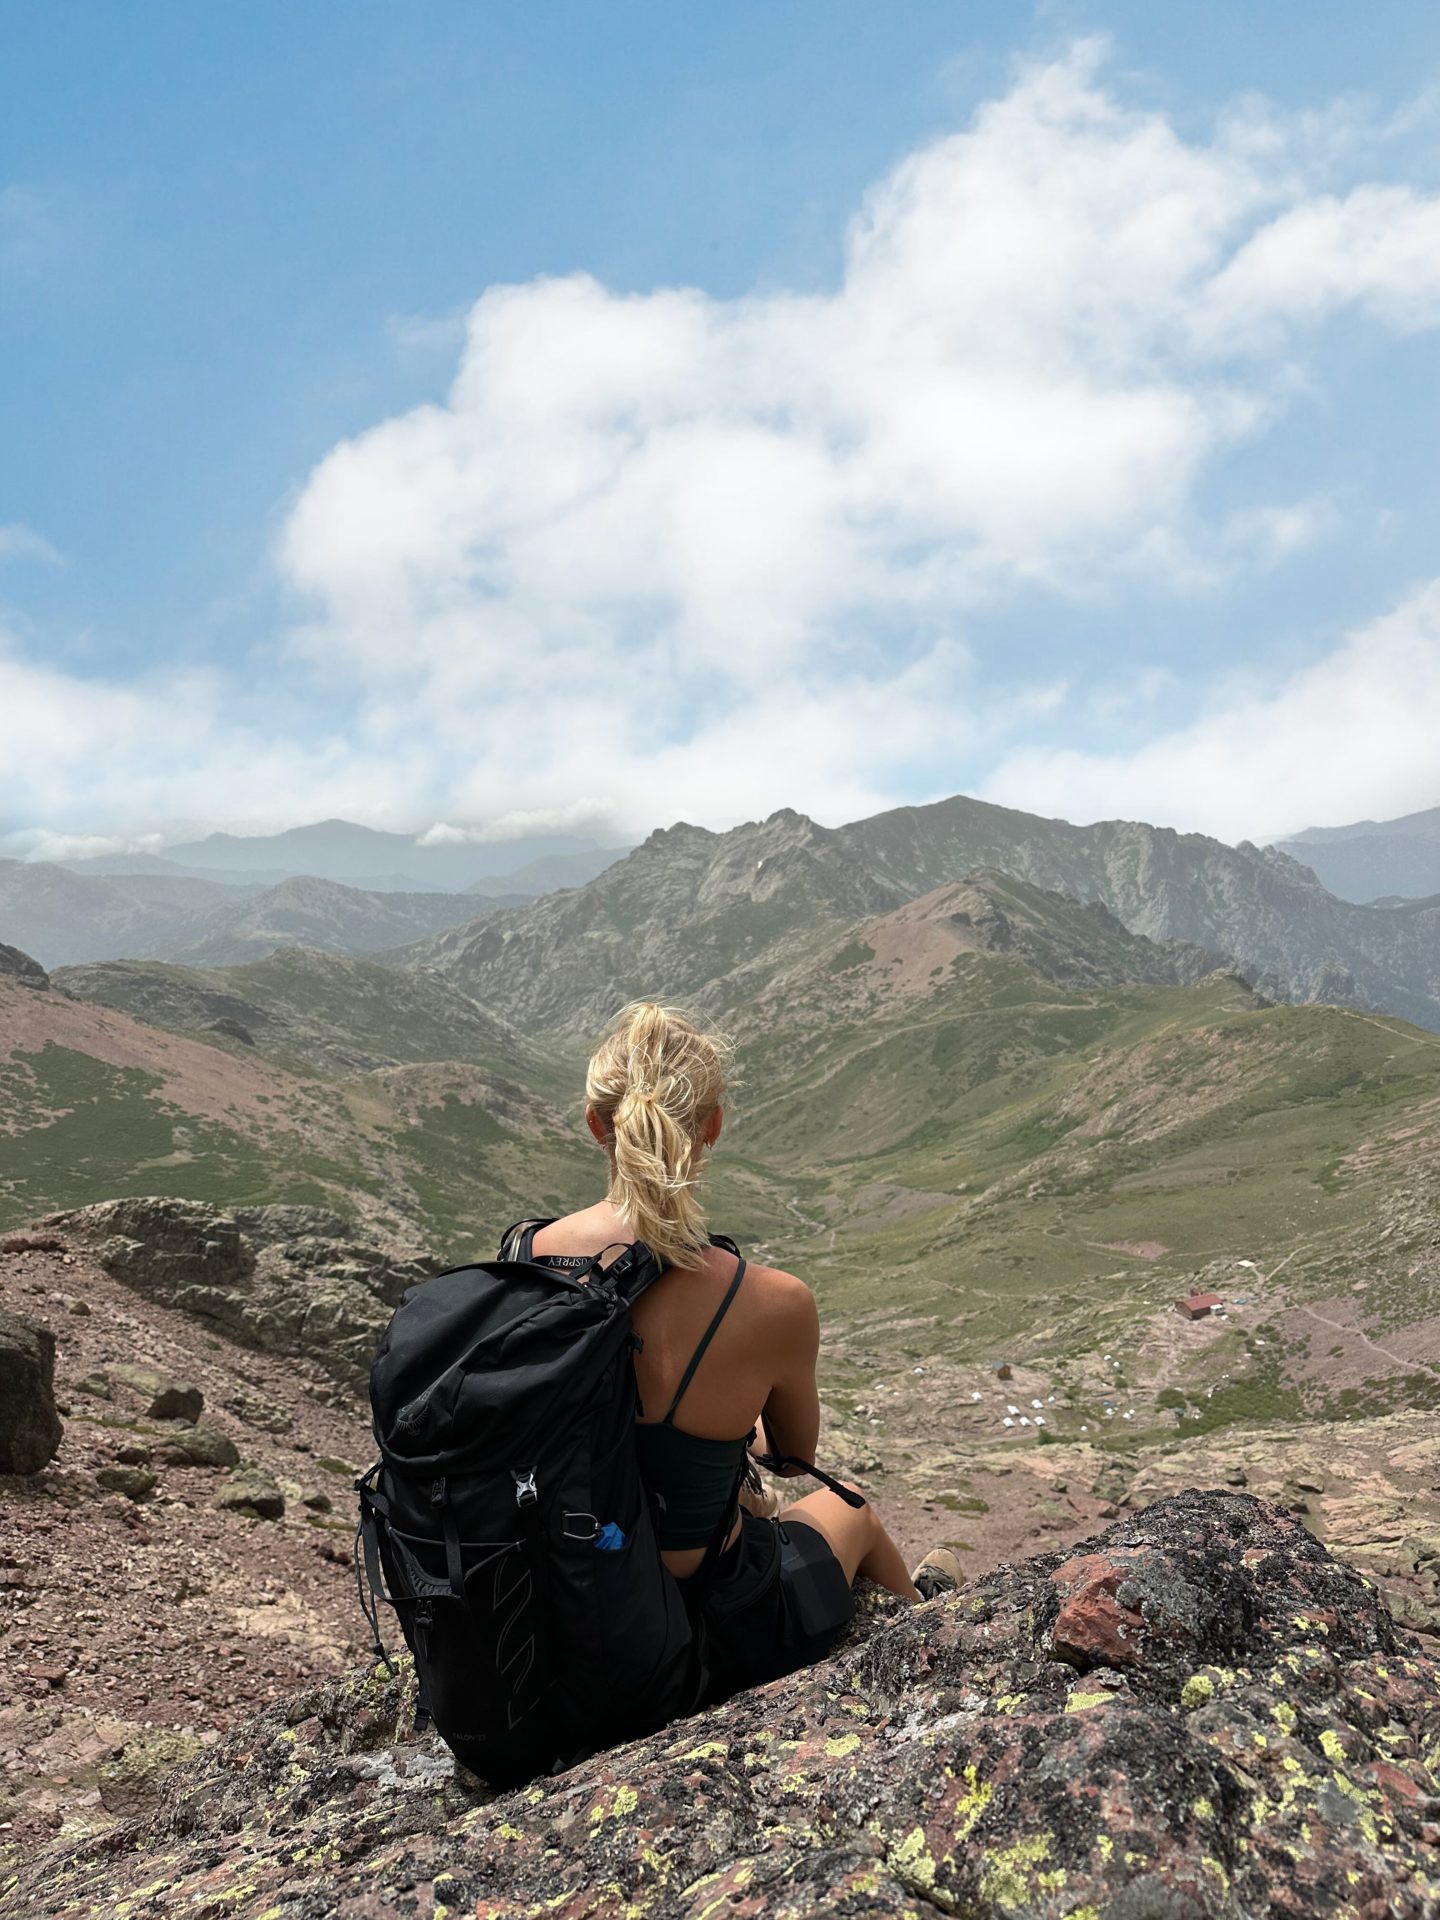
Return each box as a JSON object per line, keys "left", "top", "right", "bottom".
{"left": 1176, "top": 1291, "right": 1222, "bottom": 1320}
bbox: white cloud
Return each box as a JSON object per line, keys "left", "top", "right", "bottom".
{"left": 981, "top": 581, "right": 1440, "bottom": 841}
{"left": 416, "top": 801, "right": 617, "bottom": 846}
{"left": 0, "top": 522, "right": 64, "bottom": 566}
{"left": 268, "top": 42, "right": 1440, "bottom": 835}
{"left": 8, "top": 45, "right": 1440, "bottom": 844}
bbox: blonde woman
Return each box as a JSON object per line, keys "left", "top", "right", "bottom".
{"left": 501, "top": 1001, "right": 958, "bottom": 1702}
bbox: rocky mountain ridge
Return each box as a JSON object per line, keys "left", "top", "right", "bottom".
{"left": 411, "top": 794, "right": 1440, "bottom": 1034}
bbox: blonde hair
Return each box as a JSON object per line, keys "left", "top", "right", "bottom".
{"left": 585, "top": 1001, "right": 730, "bottom": 1270}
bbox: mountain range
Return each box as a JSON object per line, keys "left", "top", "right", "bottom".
{"left": 62, "top": 819, "right": 632, "bottom": 894}
{"left": 1273, "top": 802, "right": 1440, "bottom": 904}
{"left": 412, "top": 794, "right": 1440, "bottom": 1033}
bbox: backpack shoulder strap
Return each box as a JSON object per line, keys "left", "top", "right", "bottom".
{"left": 498, "top": 1218, "right": 553, "bottom": 1262}
{"left": 660, "top": 1250, "right": 747, "bottom": 1425}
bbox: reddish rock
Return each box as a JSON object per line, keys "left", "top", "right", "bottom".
{"left": 1049, "top": 1550, "right": 1147, "bottom": 1667}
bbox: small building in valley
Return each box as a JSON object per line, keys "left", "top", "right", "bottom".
{"left": 1176, "top": 1291, "right": 1223, "bottom": 1320}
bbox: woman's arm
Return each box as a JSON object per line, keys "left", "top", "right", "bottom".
{"left": 756, "top": 1272, "right": 821, "bottom": 1473}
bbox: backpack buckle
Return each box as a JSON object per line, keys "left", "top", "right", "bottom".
{"left": 512, "top": 1467, "right": 539, "bottom": 1509}
{"left": 562, "top": 1511, "right": 599, "bottom": 1540}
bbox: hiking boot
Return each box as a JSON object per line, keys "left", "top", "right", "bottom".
{"left": 911, "top": 1546, "right": 965, "bottom": 1600}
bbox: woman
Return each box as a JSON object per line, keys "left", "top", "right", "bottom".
{"left": 502, "top": 1000, "right": 960, "bottom": 1704}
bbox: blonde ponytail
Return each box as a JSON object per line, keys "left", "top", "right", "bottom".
{"left": 585, "top": 1001, "right": 730, "bottom": 1270}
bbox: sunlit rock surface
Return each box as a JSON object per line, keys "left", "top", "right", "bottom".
{"left": 4, "top": 1489, "right": 1436, "bottom": 1919}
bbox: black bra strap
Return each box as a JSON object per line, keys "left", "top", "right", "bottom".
{"left": 661, "top": 1253, "right": 747, "bottom": 1425}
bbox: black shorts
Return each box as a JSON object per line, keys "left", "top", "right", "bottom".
{"left": 692, "top": 1510, "right": 856, "bottom": 1704}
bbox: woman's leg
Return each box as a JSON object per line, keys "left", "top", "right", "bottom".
{"left": 780, "top": 1483, "right": 921, "bottom": 1602}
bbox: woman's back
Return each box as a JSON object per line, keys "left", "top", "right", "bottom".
{"left": 530, "top": 1199, "right": 818, "bottom": 1577}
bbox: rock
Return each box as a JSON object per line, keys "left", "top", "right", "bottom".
{"left": 109, "top": 1363, "right": 204, "bottom": 1423}
{"left": 153, "top": 1421, "right": 240, "bottom": 1468}
{"left": 148, "top": 1381, "right": 203, "bottom": 1423}
{"left": 94, "top": 1465, "right": 156, "bottom": 1502}
{"left": 223, "top": 1384, "right": 294, "bottom": 1434}
{"left": 1222, "top": 1464, "right": 1248, "bottom": 1485}
{"left": 206, "top": 1016, "right": 254, "bottom": 1044}
{"left": 6, "top": 1490, "right": 1439, "bottom": 1919}
{"left": 114, "top": 1442, "right": 152, "bottom": 1467}
{"left": 0, "top": 1231, "right": 65, "bottom": 1254}
{"left": 96, "top": 1729, "right": 206, "bottom": 1818}
{"left": 75, "top": 1369, "right": 113, "bottom": 1400}
{"left": 215, "top": 1467, "right": 285, "bottom": 1520}
{"left": 0, "top": 941, "right": 48, "bottom": 989}
{"left": 300, "top": 1488, "right": 333, "bottom": 1513}
{"left": 0, "top": 1311, "right": 63, "bottom": 1474}
{"left": 45, "top": 1198, "right": 440, "bottom": 1392}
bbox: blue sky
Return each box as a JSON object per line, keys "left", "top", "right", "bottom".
{"left": 3, "top": 1, "right": 1439, "bottom": 854}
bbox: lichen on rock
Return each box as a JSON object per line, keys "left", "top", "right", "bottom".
{"left": 3, "top": 1490, "right": 1436, "bottom": 1919}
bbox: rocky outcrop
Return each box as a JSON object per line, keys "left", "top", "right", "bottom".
{"left": 40, "top": 1199, "right": 439, "bottom": 1394}
{"left": 0, "top": 1311, "right": 63, "bottom": 1474}
{"left": 8, "top": 1492, "right": 1436, "bottom": 1918}
{"left": 411, "top": 795, "right": 1440, "bottom": 1034}
{"left": 0, "top": 941, "right": 47, "bottom": 990}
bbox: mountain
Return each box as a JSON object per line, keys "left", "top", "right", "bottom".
{"left": 159, "top": 875, "right": 484, "bottom": 966}
{"left": 1273, "top": 802, "right": 1440, "bottom": 903}
{"left": 0, "top": 949, "right": 589, "bottom": 1250}
{"left": 0, "top": 860, "right": 252, "bottom": 967}
{"left": 60, "top": 851, "right": 293, "bottom": 887}
{"left": 411, "top": 795, "right": 1440, "bottom": 1034}
{"left": 0, "top": 863, "right": 486, "bottom": 969}
{"left": 158, "top": 817, "right": 607, "bottom": 891}
{"left": 51, "top": 944, "right": 538, "bottom": 1080}
{"left": 464, "top": 844, "right": 632, "bottom": 897}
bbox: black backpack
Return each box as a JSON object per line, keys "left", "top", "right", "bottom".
{"left": 354, "top": 1233, "right": 719, "bottom": 1785}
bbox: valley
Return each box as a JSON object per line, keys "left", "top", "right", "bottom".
{"left": 3, "top": 796, "right": 1439, "bottom": 1854}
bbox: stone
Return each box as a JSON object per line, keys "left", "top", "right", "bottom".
{"left": 94, "top": 1465, "right": 157, "bottom": 1502}
{"left": 0, "top": 941, "right": 48, "bottom": 990}
{"left": 114, "top": 1442, "right": 152, "bottom": 1467}
{"left": 0, "top": 1232, "right": 65, "bottom": 1254}
{"left": 153, "top": 1421, "right": 240, "bottom": 1469}
{"left": 109, "top": 1363, "right": 204, "bottom": 1424}
{"left": 300, "top": 1488, "right": 333, "bottom": 1513}
{"left": 223, "top": 1385, "right": 293, "bottom": 1434}
{"left": 0, "top": 1310, "right": 63, "bottom": 1474}
{"left": 46, "top": 1198, "right": 439, "bottom": 1392}
{"left": 75, "top": 1369, "right": 113, "bottom": 1399}
{"left": 5, "top": 1490, "right": 1436, "bottom": 1919}
{"left": 215, "top": 1467, "right": 285, "bottom": 1520}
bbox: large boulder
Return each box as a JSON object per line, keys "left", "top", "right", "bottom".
{"left": 6, "top": 1491, "right": 1437, "bottom": 1917}
{"left": 41, "top": 1198, "right": 440, "bottom": 1393}
{"left": 0, "top": 1311, "right": 63, "bottom": 1473}
{"left": 0, "top": 941, "right": 48, "bottom": 990}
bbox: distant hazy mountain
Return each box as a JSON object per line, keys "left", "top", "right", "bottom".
{"left": 156, "top": 817, "right": 608, "bottom": 891}
{"left": 0, "top": 862, "right": 478, "bottom": 968}
{"left": 1273, "top": 803, "right": 1440, "bottom": 903}
{"left": 409, "top": 794, "right": 1440, "bottom": 1033}
{"left": 0, "top": 861, "right": 239, "bottom": 967}
{"left": 161, "top": 875, "right": 485, "bottom": 966}
{"left": 61, "top": 852, "right": 292, "bottom": 888}
{"left": 464, "top": 845, "right": 631, "bottom": 897}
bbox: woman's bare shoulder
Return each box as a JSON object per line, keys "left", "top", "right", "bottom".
{"left": 738, "top": 1255, "right": 817, "bottom": 1326}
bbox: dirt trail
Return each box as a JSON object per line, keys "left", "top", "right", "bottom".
{"left": 1294, "top": 1301, "right": 1440, "bottom": 1386}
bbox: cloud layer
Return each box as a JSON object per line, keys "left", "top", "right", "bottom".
{"left": 6, "top": 43, "right": 1440, "bottom": 849}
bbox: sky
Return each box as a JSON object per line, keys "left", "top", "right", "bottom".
{"left": 3, "top": 0, "right": 1440, "bottom": 859}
